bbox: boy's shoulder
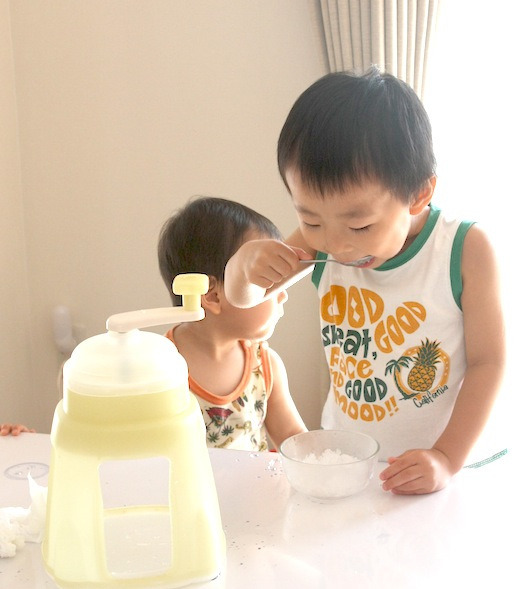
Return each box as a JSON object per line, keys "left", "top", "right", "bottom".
{"left": 431, "top": 203, "right": 477, "bottom": 226}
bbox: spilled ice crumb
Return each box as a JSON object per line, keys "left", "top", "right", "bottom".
{"left": 302, "top": 449, "right": 358, "bottom": 465}
{"left": 0, "top": 475, "right": 48, "bottom": 558}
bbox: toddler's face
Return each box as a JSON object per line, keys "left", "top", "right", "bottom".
{"left": 222, "top": 286, "right": 287, "bottom": 342}
{"left": 286, "top": 169, "right": 415, "bottom": 269}
{"left": 221, "top": 228, "right": 288, "bottom": 341}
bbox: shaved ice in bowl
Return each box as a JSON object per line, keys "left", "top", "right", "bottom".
{"left": 280, "top": 430, "right": 379, "bottom": 502}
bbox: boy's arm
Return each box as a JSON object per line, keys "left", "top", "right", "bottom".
{"left": 380, "top": 225, "right": 505, "bottom": 494}
{"left": 224, "top": 229, "right": 316, "bottom": 308}
{"left": 433, "top": 225, "right": 505, "bottom": 466}
{"left": 264, "top": 347, "right": 308, "bottom": 449}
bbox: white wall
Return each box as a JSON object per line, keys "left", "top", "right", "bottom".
{"left": 3, "top": 0, "right": 329, "bottom": 432}
{"left": 425, "top": 0, "right": 524, "bottom": 454}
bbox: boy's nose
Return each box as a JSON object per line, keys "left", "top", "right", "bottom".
{"left": 324, "top": 231, "right": 348, "bottom": 255}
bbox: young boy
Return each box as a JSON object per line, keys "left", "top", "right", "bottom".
{"left": 224, "top": 68, "right": 505, "bottom": 494}
{"left": 158, "top": 196, "right": 306, "bottom": 451}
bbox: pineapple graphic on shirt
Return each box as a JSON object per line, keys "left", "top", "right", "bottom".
{"left": 407, "top": 339, "right": 441, "bottom": 392}
{"left": 386, "top": 339, "right": 446, "bottom": 401}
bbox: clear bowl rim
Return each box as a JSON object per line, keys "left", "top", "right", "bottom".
{"left": 279, "top": 429, "right": 380, "bottom": 466}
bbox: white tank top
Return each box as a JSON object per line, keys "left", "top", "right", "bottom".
{"left": 314, "top": 205, "right": 473, "bottom": 460}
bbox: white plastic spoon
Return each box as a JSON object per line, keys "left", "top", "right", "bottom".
{"left": 299, "top": 255, "right": 374, "bottom": 267}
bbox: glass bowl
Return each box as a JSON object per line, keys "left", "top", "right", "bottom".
{"left": 280, "top": 429, "right": 379, "bottom": 502}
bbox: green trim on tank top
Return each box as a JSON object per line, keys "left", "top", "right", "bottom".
{"left": 311, "top": 251, "right": 328, "bottom": 288}
{"left": 310, "top": 204, "right": 474, "bottom": 305}
{"left": 310, "top": 205, "right": 440, "bottom": 288}
{"left": 451, "top": 219, "right": 475, "bottom": 310}
{"left": 374, "top": 204, "right": 440, "bottom": 271}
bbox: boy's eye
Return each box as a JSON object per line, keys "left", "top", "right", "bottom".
{"left": 302, "top": 221, "right": 320, "bottom": 228}
{"left": 351, "top": 225, "right": 371, "bottom": 232}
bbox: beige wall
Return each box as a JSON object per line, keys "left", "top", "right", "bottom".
{"left": 1, "top": 0, "right": 33, "bottom": 426}
{"left": 2, "top": 0, "right": 329, "bottom": 433}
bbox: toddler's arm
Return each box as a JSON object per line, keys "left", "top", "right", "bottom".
{"left": 263, "top": 348, "right": 307, "bottom": 449}
{"left": 380, "top": 225, "right": 505, "bottom": 494}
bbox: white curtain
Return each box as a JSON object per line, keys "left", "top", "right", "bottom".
{"left": 319, "top": 0, "right": 440, "bottom": 98}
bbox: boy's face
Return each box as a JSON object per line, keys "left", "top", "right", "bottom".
{"left": 286, "top": 168, "right": 417, "bottom": 269}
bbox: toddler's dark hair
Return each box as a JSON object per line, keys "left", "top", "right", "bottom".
{"left": 278, "top": 67, "right": 436, "bottom": 201}
{"left": 158, "top": 196, "right": 282, "bottom": 305}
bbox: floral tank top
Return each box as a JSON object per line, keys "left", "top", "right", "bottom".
{"left": 165, "top": 328, "right": 273, "bottom": 451}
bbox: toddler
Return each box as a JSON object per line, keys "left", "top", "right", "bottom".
{"left": 158, "top": 196, "right": 306, "bottom": 451}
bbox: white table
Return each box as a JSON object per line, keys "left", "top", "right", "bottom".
{"left": 0, "top": 433, "right": 522, "bottom": 588}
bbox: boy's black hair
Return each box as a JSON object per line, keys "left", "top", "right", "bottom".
{"left": 277, "top": 67, "right": 436, "bottom": 201}
{"left": 158, "top": 196, "right": 282, "bottom": 305}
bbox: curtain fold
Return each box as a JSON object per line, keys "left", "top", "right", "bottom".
{"left": 319, "top": 0, "right": 440, "bottom": 98}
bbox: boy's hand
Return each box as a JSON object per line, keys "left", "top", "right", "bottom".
{"left": 225, "top": 239, "right": 312, "bottom": 307}
{"left": 379, "top": 448, "right": 454, "bottom": 495}
{"left": 0, "top": 423, "right": 36, "bottom": 436}
{"left": 233, "top": 239, "right": 310, "bottom": 287}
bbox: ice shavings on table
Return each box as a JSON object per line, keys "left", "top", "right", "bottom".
{"left": 0, "top": 475, "right": 48, "bottom": 558}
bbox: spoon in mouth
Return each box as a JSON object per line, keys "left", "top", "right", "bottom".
{"left": 299, "top": 255, "right": 374, "bottom": 267}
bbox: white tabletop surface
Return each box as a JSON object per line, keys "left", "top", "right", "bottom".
{"left": 0, "top": 433, "right": 522, "bottom": 588}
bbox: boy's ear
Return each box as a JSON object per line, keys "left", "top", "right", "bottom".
{"left": 409, "top": 176, "right": 436, "bottom": 215}
{"left": 200, "top": 276, "right": 222, "bottom": 315}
